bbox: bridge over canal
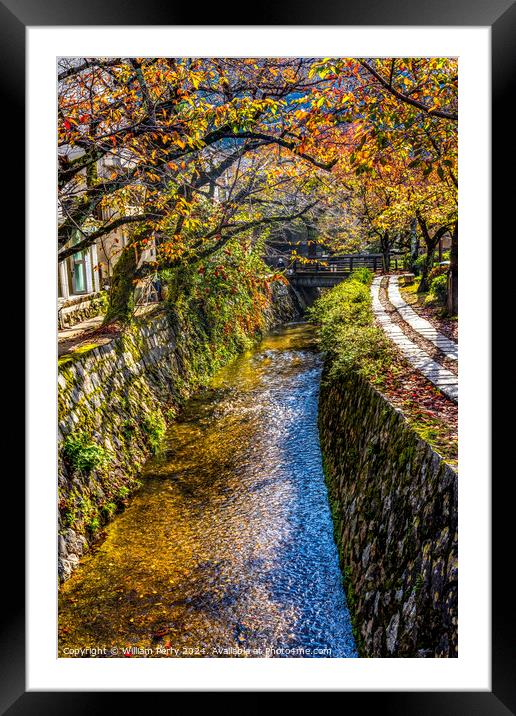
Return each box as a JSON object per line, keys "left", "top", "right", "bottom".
{"left": 288, "top": 254, "right": 402, "bottom": 288}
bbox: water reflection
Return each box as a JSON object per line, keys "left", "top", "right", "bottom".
{"left": 59, "top": 323, "right": 357, "bottom": 658}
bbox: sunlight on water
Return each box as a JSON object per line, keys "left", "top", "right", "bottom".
{"left": 58, "top": 323, "right": 357, "bottom": 658}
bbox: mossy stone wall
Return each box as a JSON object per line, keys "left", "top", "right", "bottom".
{"left": 58, "top": 291, "right": 108, "bottom": 329}
{"left": 318, "top": 367, "right": 458, "bottom": 657}
{"left": 58, "top": 284, "right": 297, "bottom": 582}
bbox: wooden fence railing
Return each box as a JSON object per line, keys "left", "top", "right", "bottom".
{"left": 291, "top": 254, "right": 405, "bottom": 273}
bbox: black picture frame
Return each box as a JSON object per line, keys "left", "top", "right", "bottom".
{"left": 6, "top": 0, "right": 513, "bottom": 711}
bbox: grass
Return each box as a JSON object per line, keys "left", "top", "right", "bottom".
{"left": 400, "top": 278, "right": 457, "bottom": 321}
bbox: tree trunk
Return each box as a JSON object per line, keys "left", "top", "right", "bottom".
{"left": 103, "top": 242, "right": 139, "bottom": 325}
{"left": 415, "top": 213, "right": 449, "bottom": 294}
{"left": 447, "top": 221, "right": 458, "bottom": 315}
{"left": 418, "top": 247, "right": 436, "bottom": 293}
{"left": 410, "top": 219, "right": 420, "bottom": 274}
{"left": 381, "top": 231, "right": 391, "bottom": 273}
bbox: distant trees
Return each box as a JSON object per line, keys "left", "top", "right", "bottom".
{"left": 307, "top": 57, "right": 458, "bottom": 308}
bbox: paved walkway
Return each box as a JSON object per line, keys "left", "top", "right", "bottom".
{"left": 371, "top": 276, "right": 458, "bottom": 402}
{"left": 388, "top": 277, "right": 457, "bottom": 361}
{"left": 58, "top": 316, "right": 105, "bottom": 344}
{"left": 58, "top": 303, "right": 160, "bottom": 357}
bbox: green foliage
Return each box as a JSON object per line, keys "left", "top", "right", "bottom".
{"left": 428, "top": 264, "right": 448, "bottom": 283}
{"left": 413, "top": 253, "right": 431, "bottom": 274}
{"left": 163, "top": 239, "right": 282, "bottom": 377}
{"left": 142, "top": 411, "right": 166, "bottom": 454}
{"left": 309, "top": 276, "right": 393, "bottom": 379}
{"left": 121, "top": 418, "right": 136, "bottom": 442}
{"left": 62, "top": 432, "right": 108, "bottom": 474}
{"left": 87, "top": 517, "right": 100, "bottom": 534}
{"left": 400, "top": 252, "right": 412, "bottom": 270}
{"left": 350, "top": 267, "right": 374, "bottom": 285}
{"left": 116, "top": 486, "right": 130, "bottom": 501}
{"left": 101, "top": 502, "right": 117, "bottom": 519}
{"left": 428, "top": 274, "right": 448, "bottom": 304}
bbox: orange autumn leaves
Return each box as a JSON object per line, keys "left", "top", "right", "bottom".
{"left": 58, "top": 57, "right": 457, "bottom": 267}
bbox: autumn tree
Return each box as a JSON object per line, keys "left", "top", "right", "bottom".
{"left": 58, "top": 57, "right": 342, "bottom": 321}
{"left": 58, "top": 56, "right": 459, "bottom": 320}
{"left": 305, "top": 57, "right": 458, "bottom": 307}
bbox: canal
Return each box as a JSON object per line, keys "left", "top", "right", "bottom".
{"left": 58, "top": 322, "right": 357, "bottom": 658}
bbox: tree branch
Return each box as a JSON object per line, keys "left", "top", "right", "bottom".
{"left": 359, "top": 60, "right": 458, "bottom": 122}
{"left": 58, "top": 213, "right": 155, "bottom": 262}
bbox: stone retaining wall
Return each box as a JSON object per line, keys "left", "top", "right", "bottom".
{"left": 58, "top": 291, "right": 108, "bottom": 329}
{"left": 58, "top": 283, "right": 297, "bottom": 582}
{"left": 318, "top": 368, "right": 458, "bottom": 657}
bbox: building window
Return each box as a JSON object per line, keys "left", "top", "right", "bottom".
{"left": 72, "top": 250, "right": 87, "bottom": 294}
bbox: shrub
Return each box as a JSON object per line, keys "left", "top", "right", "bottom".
{"left": 101, "top": 502, "right": 117, "bottom": 519}
{"left": 308, "top": 278, "right": 372, "bottom": 330}
{"left": 428, "top": 274, "right": 448, "bottom": 304}
{"left": 87, "top": 517, "right": 100, "bottom": 534}
{"left": 116, "top": 486, "right": 130, "bottom": 501}
{"left": 350, "top": 267, "right": 374, "bottom": 285}
{"left": 62, "top": 432, "right": 108, "bottom": 474}
{"left": 142, "top": 411, "right": 166, "bottom": 454}
{"left": 329, "top": 324, "right": 393, "bottom": 378}
{"left": 413, "top": 253, "right": 429, "bottom": 275}
{"left": 428, "top": 264, "right": 448, "bottom": 283}
{"left": 308, "top": 276, "right": 393, "bottom": 379}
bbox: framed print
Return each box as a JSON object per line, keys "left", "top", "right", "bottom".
{"left": 4, "top": 0, "right": 513, "bottom": 710}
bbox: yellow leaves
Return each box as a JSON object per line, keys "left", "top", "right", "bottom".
{"left": 340, "top": 92, "right": 354, "bottom": 106}
{"left": 190, "top": 73, "right": 202, "bottom": 89}
{"left": 59, "top": 56, "right": 457, "bottom": 278}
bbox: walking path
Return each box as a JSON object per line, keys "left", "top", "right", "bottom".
{"left": 388, "top": 277, "right": 457, "bottom": 361}
{"left": 58, "top": 304, "right": 160, "bottom": 357}
{"left": 371, "top": 276, "right": 458, "bottom": 402}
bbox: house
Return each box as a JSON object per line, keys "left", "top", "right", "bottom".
{"left": 58, "top": 149, "right": 155, "bottom": 329}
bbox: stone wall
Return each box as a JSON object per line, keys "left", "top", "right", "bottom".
{"left": 58, "top": 291, "right": 108, "bottom": 329}
{"left": 318, "top": 368, "right": 458, "bottom": 657}
{"left": 58, "top": 283, "right": 297, "bottom": 582}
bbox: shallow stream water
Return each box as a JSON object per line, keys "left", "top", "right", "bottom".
{"left": 58, "top": 323, "right": 356, "bottom": 658}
